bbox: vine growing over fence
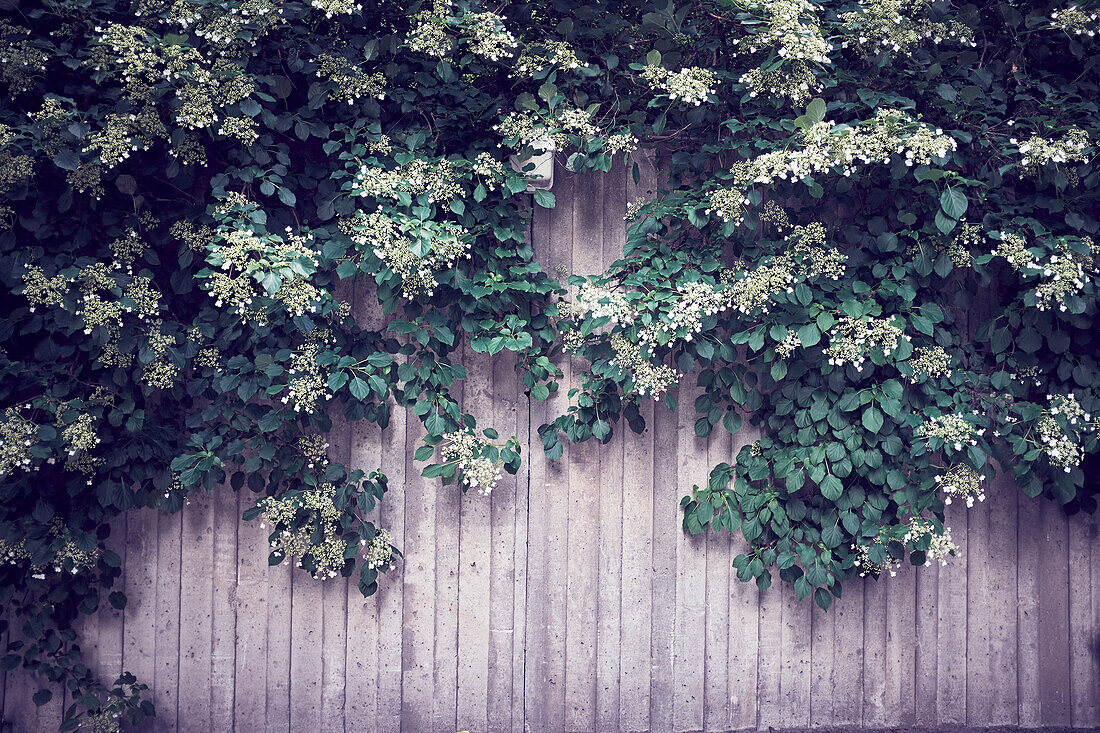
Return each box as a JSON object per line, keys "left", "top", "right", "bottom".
{"left": 0, "top": 0, "right": 1098, "bottom": 728}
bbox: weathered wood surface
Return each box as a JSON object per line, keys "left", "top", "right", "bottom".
{"left": 5, "top": 163, "right": 1100, "bottom": 732}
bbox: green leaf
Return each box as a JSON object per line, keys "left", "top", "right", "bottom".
{"left": 820, "top": 474, "right": 843, "bottom": 501}
{"left": 797, "top": 323, "right": 821, "bottom": 347}
{"left": 806, "top": 97, "right": 826, "bottom": 123}
{"left": 862, "top": 406, "right": 883, "bottom": 433}
{"left": 33, "top": 689, "right": 52, "bottom": 707}
{"left": 425, "top": 412, "right": 445, "bottom": 436}
{"left": 722, "top": 410, "right": 742, "bottom": 436}
{"left": 531, "top": 383, "right": 550, "bottom": 401}
{"left": 821, "top": 524, "right": 843, "bottom": 548}
{"left": 533, "top": 188, "right": 556, "bottom": 209}
{"left": 814, "top": 587, "right": 833, "bottom": 611}
{"left": 940, "top": 187, "right": 968, "bottom": 220}
{"left": 934, "top": 210, "right": 958, "bottom": 235}
{"left": 349, "top": 377, "right": 370, "bottom": 401}
{"left": 414, "top": 445, "right": 435, "bottom": 461}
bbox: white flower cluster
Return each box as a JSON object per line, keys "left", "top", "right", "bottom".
{"left": 739, "top": 0, "right": 834, "bottom": 63}
{"left": 728, "top": 110, "right": 955, "bottom": 194}
{"left": 283, "top": 342, "right": 331, "bottom": 414}
{"left": 720, "top": 225, "right": 846, "bottom": 315}
{"left": 363, "top": 528, "right": 396, "bottom": 571}
{"left": 469, "top": 149, "right": 504, "bottom": 178}
{"left": 0, "top": 407, "right": 37, "bottom": 476}
{"left": 352, "top": 212, "right": 469, "bottom": 299}
{"left": 994, "top": 232, "right": 1097, "bottom": 312}
{"left": 906, "top": 345, "right": 951, "bottom": 382}
{"left": 1037, "top": 393, "right": 1095, "bottom": 473}
{"left": 903, "top": 518, "right": 958, "bottom": 566}
{"left": 824, "top": 315, "right": 905, "bottom": 371}
{"left": 439, "top": 429, "right": 504, "bottom": 496}
{"left": 934, "top": 464, "right": 985, "bottom": 507}
{"left": 204, "top": 223, "right": 324, "bottom": 320}
{"left": 559, "top": 282, "right": 635, "bottom": 325}
{"left": 991, "top": 231, "right": 1035, "bottom": 269}
{"left": 356, "top": 158, "right": 462, "bottom": 204}
{"left": 609, "top": 334, "right": 681, "bottom": 399}
{"left": 839, "top": 0, "right": 976, "bottom": 56}
{"left": 640, "top": 64, "right": 717, "bottom": 106}
{"left": 407, "top": 2, "right": 453, "bottom": 57}
{"left": 556, "top": 106, "right": 598, "bottom": 138}
{"left": 259, "top": 483, "right": 347, "bottom": 579}
{"left": 460, "top": 12, "right": 516, "bottom": 61}
{"left": 739, "top": 61, "right": 821, "bottom": 106}
{"left": 919, "top": 413, "right": 981, "bottom": 451}
{"left": 1050, "top": 5, "right": 1100, "bottom": 37}
{"left": 1011, "top": 128, "right": 1090, "bottom": 175}
{"left": 307, "top": 0, "right": 362, "bottom": 18}
{"left": 512, "top": 40, "right": 583, "bottom": 77}
{"left": 705, "top": 188, "right": 747, "bottom": 226}
{"left": 852, "top": 539, "right": 901, "bottom": 578}
{"left": 157, "top": 0, "right": 285, "bottom": 54}
{"left": 314, "top": 53, "right": 386, "bottom": 106}
{"left": 775, "top": 331, "right": 802, "bottom": 358}
{"left": 624, "top": 196, "right": 650, "bottom": 221}
{"left": 604, "top": 131, "right": 639, "bottom": 157}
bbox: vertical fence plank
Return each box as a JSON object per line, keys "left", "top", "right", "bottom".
{"left": 523, "top": 186, "right": 568, "bottom": 733}
{"left": 1091, "top": 508, "right": 1100, "bottom": 729}
{"left": 966, "top": 474, "right": 993, "bottom": 727}
{"left": 672, "top": 381, "right": 706, "bottom": 733}
{"left": 179, "top": 490, "right": 214, "bottom": 732}
{"left": 808, "top": 601, "right": 834, "bottom": 727}
{"left": 861, "top": 578, "right": 887, "bottom": 727}
{"left": 703, "top": 428, "right": 730, "bottom": 733}
{"left": 936, "top": 501, "right": 968, "bottom": 725}
{"left": 508, "top": 347, "right": 531, "bottom": 733}
{"left": 619, "top": 399, "right": 654, "bottom": 733}
{"left": 755, "top": 581, "right": 781, "bottom": 729}
{"left": 727, "top": 420, "right": 760, "bottom": 732}
{"left": 400, "top": 414, "right": 437, "bottom": 732}
{"left": 564, "top": 169, "right": 602, "bottom": 733}
{"left": 320, "top": 416, "right": 351, "bottom": 733}
{"left": 457, "top": 349, "right": 490, "bottom": 733}
{"left": 884, "top": 561, "right": 916, "bottom": 725}
{"left": 619, "top": 150, "right": 656, "bottom": 733}
{"left": 1017, "top": 489, "right": 1041, "bottom": 727}
{"left": 265, "top": 557, "right": 293, "bottom": 731}
{"left": 155, "top": 509, "right": 182, "bottom": 730}
{"left": 376, "top": 376, "right": 407, "bottom": 733}
{"left": 1069, "top": 507, "right": 1095, "bottom": 728}
{"left": 781, "top": 576, "right": 812, "bottom": 728}
{"left": 831, "top": 580, "right": 864, "bottom": 726}
{"left": 235, "top": 484, "right": 269, "bottom": 731}
{"left": 123, "top": 508, "right": 158, "bottom": 717}
{"left": 595, "top": 167, "right": 624, "bottom": 733}
{"left": 649, "top": 386, "right": 678, "bottom": 733}
{"left": 987, "top": 472, "right": 1018, "bottom": 725}
{"left": 344, "top": 409, "right": 381, "bottom": 732}
{"left": 432, "top": 355, "right": 461, "bottom": 733}
{"left": 211, "top": 486, "right": 238, "bottom": 732}
{"left": 1038, "top": 497, "right": 1071, "bottom": 726}
{"left": 286, "top": 583, "right": 329, "bottom": 733}
{"left": 486, "top": 352, "right": 523, "bottom": 733}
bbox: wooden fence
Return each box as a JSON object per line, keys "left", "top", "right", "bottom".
{"left": 3, "top": 159, "right": 1100, "bottom": 732}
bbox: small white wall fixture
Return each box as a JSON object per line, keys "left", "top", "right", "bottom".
{"left": 508, "top": 137, "right": 555, "bottom": 192}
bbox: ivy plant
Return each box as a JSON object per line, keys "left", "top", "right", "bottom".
{"left": 0, "top": 0, "right": 1098, "bottom": 729}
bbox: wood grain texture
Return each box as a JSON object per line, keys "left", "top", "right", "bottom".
{"left": 4, "top": 166, "right": 1099, "bottom": 733}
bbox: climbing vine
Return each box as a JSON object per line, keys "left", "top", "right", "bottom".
{"left": 1, "top": 0, "right": 1098, "bottom": 729}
